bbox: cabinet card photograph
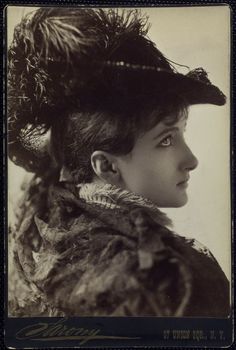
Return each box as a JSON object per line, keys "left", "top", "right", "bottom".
{"left": 6, "top": 4, "right": 232, "bottom": 348}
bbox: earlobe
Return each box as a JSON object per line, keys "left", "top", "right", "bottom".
{"left": 91, "top": 151, "right": 121, "bottom": 185}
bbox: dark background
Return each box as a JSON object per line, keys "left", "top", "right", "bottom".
{"left": 1, "top": 0, "right": 235, "bottom": 349}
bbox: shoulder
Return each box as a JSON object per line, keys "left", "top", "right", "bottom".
{"left": 38, "top": 208, "right": 194, "bottom": 316}
{"left": 12, "top": 185, "right": 229, "bottom": 317}
{"left": 183, "top": 236, "right": 218, "bottom": 262}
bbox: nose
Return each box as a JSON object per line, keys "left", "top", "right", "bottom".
{"left": 180, "top": 143, "right": 199, "bottom": 172}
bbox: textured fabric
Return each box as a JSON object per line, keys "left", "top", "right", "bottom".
{"left": 9, "top": 176, "right": 230, "bottom": 317}
{"left": 78, "top": 182, "right": 172, "bottom": 226}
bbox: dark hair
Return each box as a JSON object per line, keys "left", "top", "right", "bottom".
{"left": 51, "top": 93, "right": 188, "bottom": 183}
{"left": 8, "top": 7, "right": 202, "bottom": 177}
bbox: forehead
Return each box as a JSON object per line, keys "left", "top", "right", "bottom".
{"left": 138, "top": 114, "right": 188, "bottom": 140}
{"left": 144, "top": 113, "right": 188, "bottom": 134}
{"left": 136, "top": 100, "right": 188, "bottom": 130}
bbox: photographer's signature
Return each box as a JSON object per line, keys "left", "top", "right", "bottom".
{"left": 16, "top": 318, "right": 140, "bottom": 345}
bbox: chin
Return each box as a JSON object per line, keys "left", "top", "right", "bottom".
{"left": 157, "top": 195, "right": 188, "bottom": 208}
{"left": 173, "top": 194, "right": 188, "bottom": 207}
{"left": 172, "top": 201, "right": 188, "bottom": 208}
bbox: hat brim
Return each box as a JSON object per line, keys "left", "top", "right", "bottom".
{"left": 99, "top": 66, "right": 226, "bottom": 107}
{"left": 155, "top": 70, "right": 226, "bottom": 106}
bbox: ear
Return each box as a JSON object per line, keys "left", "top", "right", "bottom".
{"left": 91, "top": 150, "right": 121, "bottom": 185}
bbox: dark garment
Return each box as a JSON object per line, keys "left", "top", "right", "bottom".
{"left": 9, "top": 176, "right": 230, "bottom": 317}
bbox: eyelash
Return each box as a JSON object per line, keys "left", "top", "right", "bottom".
{"left": 159, "top": 134, "right": 173, "bottom": 147}
{"left": 158, "top": 128, "right": 187, "bottom": 148}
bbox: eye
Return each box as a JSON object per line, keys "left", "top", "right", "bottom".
{"left": 159, "top": 135, "right": 173, "bottom": 147}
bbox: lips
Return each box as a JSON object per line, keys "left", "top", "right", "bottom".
{"left": 177, "top": 176, "right": 190, "bottom": 186}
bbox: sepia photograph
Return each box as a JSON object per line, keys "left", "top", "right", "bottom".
{"left": 6, "top": 3, "right": 231, "bottom": 334}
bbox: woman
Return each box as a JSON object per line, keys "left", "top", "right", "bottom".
{"left": 8, "top": 7, "right": 229, "bottom": 317}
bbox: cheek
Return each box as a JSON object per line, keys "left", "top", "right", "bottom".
{"left": 141, "top": 166, "right": 173, "bottom": 197}
{"left": 142, "top": 154, "right": 176, "bottom": 184}
{"left": 132, "top": 156, "right": 185, "bottom": 206}
{"left": 126, "top": 156, "right": 175, "bottom": 196}
{"left": 118, "top": 145, "right": 189, "bottom": 207}
{"left": 118, "top": 149, "right": 181, "bottom": 200}
{"left": 118, "top": 157, "right": 151, "bottom": 193}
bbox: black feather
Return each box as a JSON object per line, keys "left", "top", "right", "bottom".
{"left": 7, "top": 8, "right": 165, "bottom": 173}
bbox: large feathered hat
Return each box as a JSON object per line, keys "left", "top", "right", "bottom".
{"left": 8, "top": 8, "right": 226, "bottom": 174}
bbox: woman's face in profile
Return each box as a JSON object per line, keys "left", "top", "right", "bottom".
{"left": 116, "top": 115, "right": 199, "bottom": 207}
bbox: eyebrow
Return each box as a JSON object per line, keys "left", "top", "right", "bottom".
{"left": 153, "top": 126, "right": 179, "bottom": 140}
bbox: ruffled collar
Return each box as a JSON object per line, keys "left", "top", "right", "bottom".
{"left": 77, "top": 182, "right": 172, "bottom": 228}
